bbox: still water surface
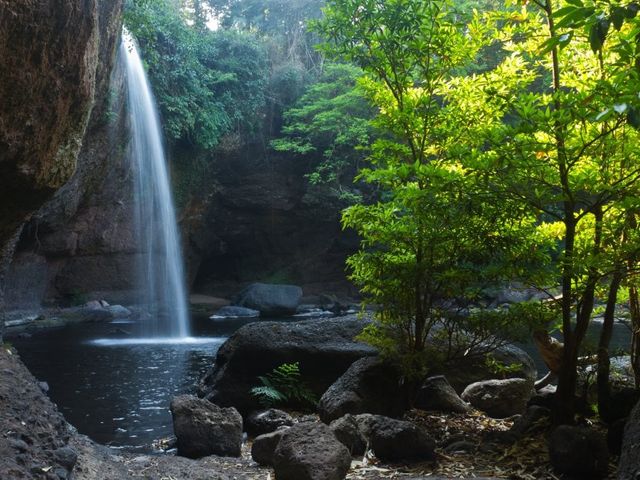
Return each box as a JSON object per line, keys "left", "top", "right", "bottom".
{"left": 12, "top": 314, "right": 257, "bottom": 450}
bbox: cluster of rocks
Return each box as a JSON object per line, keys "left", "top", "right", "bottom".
{"left": 174, "top": 314, "right": 640, "bottom": 480}
{"left": 208, "top": 283, "right": 357, "bottom": 320}
{"left": 4, "top": 300, "right": 133, "bottom": 334}
{"left": 169, "top": 316, "right": 550, "bottom": 479}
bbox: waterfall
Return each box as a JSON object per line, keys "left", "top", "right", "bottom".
{"left": 122, "top": 31, "right": 190, "bottom": 338}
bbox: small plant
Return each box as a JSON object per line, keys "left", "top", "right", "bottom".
{"left": 250, "top": 362, "right": 317, "bottom": 409}
{"left": 485, "top": 354, "right": 523, "bottom": 379}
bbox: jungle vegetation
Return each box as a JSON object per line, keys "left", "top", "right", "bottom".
{"left": 126, "top": 0, "right": 640, "bottom": 424}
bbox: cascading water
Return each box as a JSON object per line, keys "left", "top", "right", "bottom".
{"left": 122, "top": 31, "right": 190, "bottom": 339}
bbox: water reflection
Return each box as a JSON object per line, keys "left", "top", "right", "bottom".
{"left": 12, "top": 314, "right": 242, "bottom": 449}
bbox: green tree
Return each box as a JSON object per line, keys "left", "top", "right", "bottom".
{"left": 271, "top": 63, "right": 375, "bottom": 203}
{"left": 316, "top": 0, "right": 547, "bottom": 380}
{"left": 475, "top": 0, "right": 640, "bottom": 423}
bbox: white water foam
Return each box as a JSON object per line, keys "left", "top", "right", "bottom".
{"left": 122, "top": 30, "right": 190, "bottom": 338}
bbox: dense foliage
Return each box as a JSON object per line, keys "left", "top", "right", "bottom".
{"left": 125, "top": 0, "right": 268, "bottom": 151}
{"left": 271, "top": 63, "right": 375, "bottom": 202}
{"left": 127, "top": 0, "right": 640, "bottom": 424}
{"left": 316, "top": 0, "right": 640, "bottom": 422}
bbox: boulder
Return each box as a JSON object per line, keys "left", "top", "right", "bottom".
{"left": 211, "top": 306, "right": 260, "bottom": 319}
{"left": 461, "top": 378, "right": 534, "bottom": 418}
{"left": 415, "top": 375, "right": 471, "bottom": 414}
{"left": 170, "top": 395, "right": 242, "bottom": 458}
{"left": 198, "top": 316, "right": 377, "bottom": 414}
{"left": 273, "top": 422, "right": 351, "bottom": 480}
{"left": 233, "top": 283, "right": 303, "bottom": 317}
{"left": 548, "top": 426, "right": 608, "bottom": 479}
{"left": 619, "top": 399, "right": 640, "bottom": 480}
{"left": 329, "top": 414, "right": 367, "bottom": 456}
{"left": 251, "top": 428, "right": 288, "bottom": 466}
{"left": 318, "top": 357, "right": 407, "bottom": 423}
{"left": 355, "top": 415, "right": 435, "bottom": 462}
{"left": 433, "top": 343, "right": 536, "bottom": 393}
{"left": 245, "top": 409, "right": 294, "bottom": 437}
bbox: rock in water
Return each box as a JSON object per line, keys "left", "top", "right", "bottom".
{"left": 548, "top": 426, "right": 608, "bottom": 479}
{"left": 198, "top": 316, "right": 376, "bottom": 414}
{"left": 318, "top": 357, "right": 407, "bottom": 423}
{"left": 461, "top": 378, "right": 534, "bottom": 418}
{"left": 170, "top": 395, "right": 242, "bottom": 458}
{"left": 415, "top": 375, "right": 471, "bottom": 414}
{"left": 273, "top": 422, "right": 351, "bottom": 480}
{"left": 233, "top": 283, "right": 303, "bottom": 316}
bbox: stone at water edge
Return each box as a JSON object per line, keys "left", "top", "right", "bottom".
{"left": 197, "top": 316, "right": 376, "bottom": 415}
{"left": 273, "top": 422, "right": 352, "bottom": 480}
{"left": 245, "top": 409, "right": 294, "bottom": 436}
{"left": 461, "top": 378, "right": 534, "bottom": 418}
{"left": 233, "top": 282, "right": 303, "bottom": 316}
{"left": 548, "top": 425, "right": 608, "bottom": 479}
{"left": 415, "top": 375, "right": 471, "bottom": 414}
{"left": 170, "top": 395, "right": 242, "bottom": 459}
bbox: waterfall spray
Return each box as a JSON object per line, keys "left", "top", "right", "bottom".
{"left": 122, "top": 30, "right": 190, "bottom": 338}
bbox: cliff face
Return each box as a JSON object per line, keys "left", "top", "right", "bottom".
{"left": 182, "top": 145, "right": 359, "bottom": 299}
{"left": 2, "top": 2, "right": 355, "bottom": 310}
{"left": 0, "top": 1, "right": 124, "bottom": 316}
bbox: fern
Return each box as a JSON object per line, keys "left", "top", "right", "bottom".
{"left": 250, "top": 362, "right": 317, "bottom": 409}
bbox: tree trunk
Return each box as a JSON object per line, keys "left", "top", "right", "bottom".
{"left": 597, "top": 270, "right": 623, "bottom": 421}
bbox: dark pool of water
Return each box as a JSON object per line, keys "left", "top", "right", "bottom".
{"left": 11, "top": 314, "right": 259, "bottom": 450}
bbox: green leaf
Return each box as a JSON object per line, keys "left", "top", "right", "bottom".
{"left": 589, "top": 18, "right": 609, "bottom": 53}
{"left": 611, "top": 6, "right": 625, "bottom": 31}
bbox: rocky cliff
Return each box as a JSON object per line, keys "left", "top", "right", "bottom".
{"left": 0, "top": 1, "right": 125, "bottom": 323}
{"left": 2, "top": 2, "right": 356, "bottom": 312}
{"left": 182, "top": 144, "right": 360, "bottom": 299}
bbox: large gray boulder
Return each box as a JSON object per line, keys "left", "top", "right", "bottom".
{"left": 461, "top": 378, "right": 534, "bottom": 418}
{"left": 170, "top": 395, "right": 243, "bottom": 458}
{"left": 198, "top": 316, "right": 377, "bottom": 414}
{"left": 318, "top": 357, "right": 407, "bottom": 423}
{"left": 273, "top": 422, "right": 351, "bottom": 480}
{"left": 234, "top": 282, "right": 303, "bottom": 317}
